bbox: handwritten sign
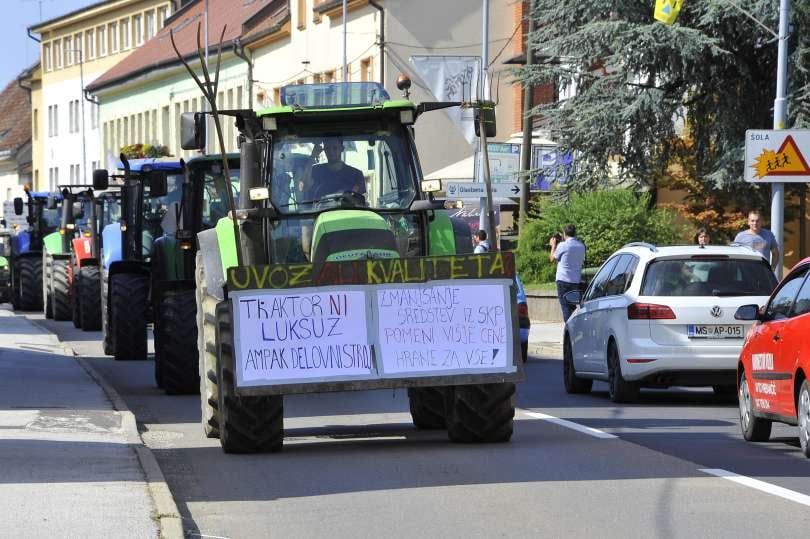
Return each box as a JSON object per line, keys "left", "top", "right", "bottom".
{"left": 377, "top": 283, "right": 512, "bottom": 375}
{"left": 233, "top": 290, "right": 372, "bottom": 386}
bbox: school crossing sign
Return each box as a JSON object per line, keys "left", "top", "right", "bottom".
{"left": 745, "top": 130, "right": 810, "bottom": 183}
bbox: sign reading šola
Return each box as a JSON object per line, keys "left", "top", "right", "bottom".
{"left": 228, "top": 253, "right": 518, "bottom": 389}
{"left": 745, "top": 130, "right": 810, "bottom": 183}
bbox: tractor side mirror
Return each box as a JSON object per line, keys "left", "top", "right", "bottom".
{"left": 93, "top": 169, "right": 109, "bottom": 191}
{"left": 147, "top": 170, "right": 168, "bottom": 198}
{"left": 180, "top": 112, "right": 206, "bottom": 150}
{"left": 474, "top": 102, "right": 497, "bottom": 138}
{"left": 13, "top": 197, "right": 23, "bottom": 215}
{"left": 47, "top": 195, "right": 58, "bottom": 210}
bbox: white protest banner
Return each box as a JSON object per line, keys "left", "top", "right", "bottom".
{"left": 232, "top": 289, "right": 373, "bottom": 386}
{"left": 410, "top": 55, "right": 480, "bottom": 146}
{"left": 376, "top": 283, "right": 512, "bottom": 375}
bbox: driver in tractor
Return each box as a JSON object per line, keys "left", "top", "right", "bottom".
{"left": 308, "top": 136, "right": 366, "bottom": 200}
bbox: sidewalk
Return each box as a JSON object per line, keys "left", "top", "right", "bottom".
{"left": 0, "top": 309, "right": 161, "bottom": 537}
{"left": 528, "top": 320, "right": 564, "bottom": 358}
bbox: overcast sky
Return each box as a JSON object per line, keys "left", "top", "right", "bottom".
{"left": 4, "top": 0, "right": 92, "bottom": 85}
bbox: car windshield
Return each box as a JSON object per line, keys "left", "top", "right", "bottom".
{"left": 270, "top": 128, "right": 417, "bottom": 215}
{"left": 641, "top": 258, "right": 778, "bottom": 297}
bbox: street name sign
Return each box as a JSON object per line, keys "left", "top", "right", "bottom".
{"left": 744, "top": 129, "right": 810, "bottom": 183}
{"left": 444, "top": 181, "right": 521, "bottom": 198}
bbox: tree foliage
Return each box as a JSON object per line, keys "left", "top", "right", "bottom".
{"left": 120, "top": 143, "right": 171, "bottom": 159}
{"left": 516, "top": 189, "right": 683, "bottom": 284}
{"left": 518, "top": 1, "right": 810, "bottom": 197}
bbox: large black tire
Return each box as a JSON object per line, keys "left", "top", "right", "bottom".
{"left": 156, "top": 290, "right": 200, "bottom": 394}
{"left": 196, "top": 252, "right": 219, "bottom": 438}
{"left": 78, "top": 266, "right": 102, "bottom": 331}
{"left": 43, "top": 255, "right": 53, "bottom": 318}
{"left": 217, "top": 304, "right": 284, "bottom": 453}
{"left": 101, "top": 271, "right": 114, "bottom": 355}
{"left": 607, "top": 342, "right": 639, "bottom": 404}
{"left": 110, "top": 273, "right": 149, "bottom": 361}
{"left": 446, "top": 383, "right": 515, "bottom": 443}
{"left": 563, "top": 334, "right": 592, "bottom": 394}
{"left": 738, "top": 370, "right": 772, "bottom": 442}
{"left": 71, "top": 267, "right": 81, "bottom": 328}
{"left": 407, "top": 387, "right": 446, "bottom": 429}
{"left": 51, "top": 260, "right": 71, "bottom": 321}
{"left": 798, "top": 380, "right": 810, "bottom": 458}
{"left": 18, "top": 257, "right": 43, "bottom": 311}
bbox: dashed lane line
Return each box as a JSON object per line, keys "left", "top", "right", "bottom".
{"left": 519, "top": 409, "right": 618, "bottom": 439}
{"left": 700, "top": 468, "right": 810, "bottom": 508}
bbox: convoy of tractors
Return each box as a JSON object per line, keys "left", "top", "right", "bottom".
{"left": 1, "top": 79, "right": 524, "bottom": 454}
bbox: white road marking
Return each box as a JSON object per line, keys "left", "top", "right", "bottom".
{"left": 700, "top": 468, "right": 810, "bottom": 508}
{"left": 519, "top": 410, "right": 617, "bottom": 439}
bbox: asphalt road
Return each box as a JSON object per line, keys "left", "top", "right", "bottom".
{"left": 31, "top": 314, "right": 810, "bottom": 538}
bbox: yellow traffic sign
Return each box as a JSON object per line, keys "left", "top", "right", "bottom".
{"left": 654, "top": 0, "right": 683, "bottom": 25}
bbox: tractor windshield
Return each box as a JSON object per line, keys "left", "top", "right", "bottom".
{"left": 189, "top": 159, "right": 241, "bottom": 229}
{"left": 41, "top": 207, "right": 61, "bottom": 233}
{"left": 271, "top": 127, "right": 418, "bottom": 215}
{"left": 144, "top": 173, "right": 183, "bottom": 239}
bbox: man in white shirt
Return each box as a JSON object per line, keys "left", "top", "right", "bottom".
{"left": 549, "top": 224, "right": 586, "bottom": 321}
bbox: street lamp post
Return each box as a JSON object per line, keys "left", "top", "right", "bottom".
{"left": 67, "top": 48, "right": 87, "bottom": 185}
{"left": 771, "top": 0, "right": 790, "bottom": 278}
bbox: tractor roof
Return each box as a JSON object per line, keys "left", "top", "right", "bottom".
{"left": 119, "top": 158, "right": 183, "bottom": 173}
{"left": 186, "top": 153, "right": 240, "bottom": 165}
{"left": 257, "top": 82, "right": 414, "bottom": 119}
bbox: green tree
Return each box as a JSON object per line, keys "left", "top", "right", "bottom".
{"left": 516, "top": 189, "right": 683, "bottom": 284}
{"left": 518, "top": 1, "right": 810, "bottom": 199}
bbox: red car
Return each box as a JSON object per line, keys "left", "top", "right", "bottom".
{"left": 736, "top": 258, "right": 810, "bottom": 458}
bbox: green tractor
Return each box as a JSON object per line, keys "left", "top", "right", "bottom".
{"left": 9, "top": 191, "right": 61, "bottom": 311}
{"left": 150, "top": 154, "right": 240, "bottom": 394}
{"left": 184, "top": 80, "right": 521, "bottom": 453}
{"left": 42, "top": 185, "right": 96, "bottom": 321}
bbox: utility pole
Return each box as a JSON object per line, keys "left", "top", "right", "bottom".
{"left": 518, "top": 0, "right": 536, "bottom": 234}
{"left": 478, "top": 0, "right": 490, "bottom": 239}
{"left": 342, "top": 0, "right": 348, "bottom": 81}
{"left": 771, "top": 0, "right": 789, "bottom": 278}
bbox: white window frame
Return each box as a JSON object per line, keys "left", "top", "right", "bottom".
{"left": 85, "top": 30, "right": 95, "bottom": 60}
{"left": 134, "top": 14, "right": 143, "bottom": 46}
{"left": 54, "top": 39, "right": 62, "bottom": 69}
{"left": 64, "top": 36, "right": 73, "bottom": 66}
{"left": 120, "top": 18, "right": 130, "bottom": 50}
{"left": 145, "top": 10, "right": 156, "bottom": 40}
{"left": 97, "top": 25, "right": 107, "bottom": 57}
{"left": 109, "top": 22, "right": 118, "bottom": 53}
{"left": 43, "top": 43, "right": 51, "bottom": 71}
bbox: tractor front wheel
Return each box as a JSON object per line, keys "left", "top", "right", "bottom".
{"left": 445, "top": 383, "right": 515, "bottom": 443}
{"left": 51, "top": 259, "right": 71, "bottom": 321}
{"left": 78, "top": 266, "right": 102, "bottom": 331}
{"left": 18, "top": 257, "right": 43, "bottom": 312}
{"left": 110, "top": 273, "right": 148, "bottom": 361}
{"left": 156, "top": 289, "right": 199, "bottom": 394}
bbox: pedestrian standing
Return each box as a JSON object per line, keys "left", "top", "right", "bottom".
{"left": 694, "top": 227, "right": 710, "bottom": 248}
{"left": 734, "top": 210, "right": 779, "bottom": 271}
{"left": 473, "top": 230, "right": 490, "bottom": 254}
{"left": 549, "top": 224, "right": 585, "bottom": 321}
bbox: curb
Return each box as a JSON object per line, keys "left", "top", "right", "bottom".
{"left": 26, "top": 317, "right": 184, "bottom": 539}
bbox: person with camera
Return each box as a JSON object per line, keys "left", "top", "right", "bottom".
{"left": 549, "top": 224, "right": 586, "bottom": 321}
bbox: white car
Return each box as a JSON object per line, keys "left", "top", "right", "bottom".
{"left": 562, "top": 243, "right": 778, "bottom": 403}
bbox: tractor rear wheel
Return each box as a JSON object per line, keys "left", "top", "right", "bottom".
{"left": 110, "top": 273, "right": 148, "bottom": 361}
{"left": 217, "top": 303, "right": 284, "bottom": 453}
{"left": 407, "top": 387, "right": 447, "bottom": 429}
{"left": 156, "top": 289, "right": 199, "bottom": 394}
{"left": 71, "top": 267, "right": 81, "bottom": 328}
{"left": 78, "top": 266, "right": 102, "bottom": 331}
{"left": 18, "top": 257, "right": 43, "bottom": 311}
{"left": 43, "top": 257, "right": 53, "bottom": 318}
{"left": 51, "top": 260, "right": 71, "bottom": 321}
{"left": 196, "top": 252, "right": 219, "bottom": 438}
{"left": 446, "top": 383, "right": 515, "bottom": 443}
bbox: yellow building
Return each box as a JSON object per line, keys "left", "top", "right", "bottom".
{"left": 28, "top": 0, "right": 177, "bottom": 191}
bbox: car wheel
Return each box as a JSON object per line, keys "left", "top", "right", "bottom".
{"left": 563, "top": 335, "right": 592, "bottom": 394}
{"left": 607, "top": 342, "right": 639, "bottom": 404}
{"left": 738, "top": 370, "right": 772, "bottom": 442}
{"left": 798, "top": 380, "right": 810, "bottom": 458}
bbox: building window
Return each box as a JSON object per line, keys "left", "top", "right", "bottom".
{"left": 158, "top": 6, "right": 168, "bottom": 29}
{"left": 97, "top": 25, "right": 107, "bottom": 56}
{"left": 91, "top": 161, "right": 99, "bottom": 173}
{"left": 33, "top": 109, "right": 38, "bottom": 140}
{"left": 49, "top": 167, "right": 59, "bottom": 191}
{"left": 91, "top": 102, "right": 99, "bottom": 130}
{"left": 43, "top": 43, "right": 51, "bottom": 71}
{"left": 323, "top": 70, "right": 335, "bottom": 83}
{"left": 120, "top": 18, "right": 130, "bottom": 49}
{"left": 48, "top": 105, "right": 59, "bottom": 137}
{"left": 54, "top": 39, "right": 62, "bottom": 69}
{"left": 64, "top": 37, "right": 73, "bottom": 66}
{"left": 297, "top": 0, "right": 307, "bottom": 29}
{"left": 145, "top": 10, "right": 156, "bottom": 40}
{"left": 109, "top": 22, "right": 118, "bottom": 53}
{"left": 73, "top": 32, "right": 82, "bottom": 59}
{"left": 134, "top": 14, "right": 143, "bottom": 46}
{"left": 85, "top": 30, "right": 95, "bottom": 59}
{"left": 360, "top": 58, "right": 372, "bottom": 82}
{"left": 68, "top": 100, "right": 78, "bottom": 134}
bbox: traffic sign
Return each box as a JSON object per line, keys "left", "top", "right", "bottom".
{"left": 444, "top": 182, "right": 521, "bottom": 199}
{"left": 744, "top": 130, "right": 810, "bottom": 183}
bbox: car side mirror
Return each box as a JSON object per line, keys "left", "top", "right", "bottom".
{"left": 93, "top": 169, "right": 109, "bottom": 190}
{"left": 180, "top": 112, "right": 205, "bottom": 150}
{"left": 734, "top": 304, "right": 762, "bottom": 321}
{"left": 13, "top": 197, "right": 23, "bottom": 215}
{"left": 563, "top": 290, "right": 582, "bottom": 305}
{"left": 147, "top": 171, "right": 168, "bottom": 198}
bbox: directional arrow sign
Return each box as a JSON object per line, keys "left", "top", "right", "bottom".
{"left": 444, "top": 182, "right": 522, "bottom": 199}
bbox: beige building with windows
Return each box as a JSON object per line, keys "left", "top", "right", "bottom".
{"left": 28, "top": 0, "right": 178, "bottom": 191}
